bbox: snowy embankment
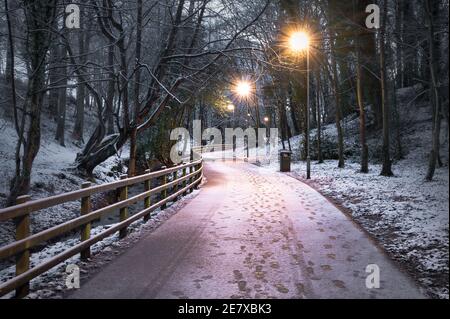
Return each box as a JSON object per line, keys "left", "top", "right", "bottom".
{"left": 284, "top": 160, "right": 448, "bottom": 299}
{"left": 0, "top": 110, "right": 204, "bottom": 299}
{"left": 0, "top": 112, "right": 134, "bottom": 298}
{"left": 0, "top": 117, "right": 124, "bottom": 245}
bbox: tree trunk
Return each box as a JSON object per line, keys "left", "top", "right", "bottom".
{"left": 392, "top": 81, "right": 404, "bottom": 160}
{"left": 4, "top": 0, "right": 18, "bottom": 124}
{"left": 48, "top": 43, "right": 60, "bottom": 121}
{"left": 55, "top": 44, "right": 67, "bottom": 147}
{"left": 425, "top": 0, "right": 442, "bottom": 181}
{"left": 8, "top": 0, "right": 57, "bottom": 205}
{"left": 315, "top": 70, "right": 323, "bottom": 164}
{"left": 357, "top": 58, "right": 369, "bottom": 173}
{"left": 73, "top": 30, "right": 90, "bottom": 143}
{"left": 330, "top": 40, "right": 345, "bottom": 168}
{"left": 355, "top": 0, "right": 369, "bottom": 173}
{"left": 3, "top": 0, "right": 18, "bottom": 120}
{"left": 106, "top": 44, "right": 115, "bottom": 135}
{"left": 278, "top": 93, "right": 289, "bottom": 149}
{"left": 288, "top": 86, "right": 300, "bottom": 135}
{"left": 128, "top": 0, "right": 143, "bottom": 177}
{"left": 380, "top": 0, "right": 394, "bottom": 177}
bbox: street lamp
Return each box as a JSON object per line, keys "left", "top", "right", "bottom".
{"left": 234, "top": 80, "right": 259, "bottom": 129}
{"left": 233, "top": 79, "right": 260, "bottom": 163}
{"left": 235, "top": 81, "right": 252, "bottom": 98}
{"left": 288, "top": 31, "right": 310, "bottom": 52}
{"left": 288, "top": 30, "right": 311, "bottom": 179}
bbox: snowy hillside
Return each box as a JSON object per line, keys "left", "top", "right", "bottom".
{"left": 0, "top": 111, "right": 127, "bottom": 246}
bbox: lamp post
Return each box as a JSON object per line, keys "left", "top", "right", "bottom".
{"left": 306, "top": 44, "right": 311, "bottom": 180}
{"left": 227, "top": 103, "right": 236, "bottom": 127}
{"left": 288, "top": 31, "right": 311, "bottom": 179}
{"left": 227, "top": 103, "right": 236, "bottom": 160}
{"left": 234, "top": 80, "right": 259, "bottom": 163}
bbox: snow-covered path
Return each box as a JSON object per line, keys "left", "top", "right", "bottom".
{"left": 68, "top": 161, "right": 425, "bottom": 299}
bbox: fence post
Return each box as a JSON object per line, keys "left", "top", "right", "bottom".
{"left": 189, "top": 165, "right": 194, "bottom": 193}
{"left": 161, "top": 166, "right": 167, "bottom": 209}
{"left": 194, "top": 163, "right": 200, "bottom": 190}
{"left": 144, "top": 169, "right": 151, "bottom": 222}
{"left": 182, "top": 166, "right": 187, "bottom": 196}
{"left": 222, "top": 144, "right": 226, "bottom": 162}
{"left": 15, "top": 195, "right": 31, "bottom": 298}
{"left": 173, "top": 169, "right": 179, "bottom": 200}
{"left": 119, "top": 174, "right": 128, "bottom": 239}
{"left": 80, "top": 182, "right": 92, "bottom": 261}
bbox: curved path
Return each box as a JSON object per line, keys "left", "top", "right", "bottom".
{"left": 69, "top": 161, "right": 425, "bottom": 299}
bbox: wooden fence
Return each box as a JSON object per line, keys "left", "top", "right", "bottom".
{"left": 0, "top": 159, "right": 203, "bottom": 298}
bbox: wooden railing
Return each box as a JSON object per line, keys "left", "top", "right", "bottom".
{"left": 0, "top": 159, "right": 203, "bottom": 298}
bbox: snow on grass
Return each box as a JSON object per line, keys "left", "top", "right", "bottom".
{"left": 0, "top": 116, "right": 127, "bottom": 245}
{"left": 289, "top": 160, "right": 448, "bottom": 299}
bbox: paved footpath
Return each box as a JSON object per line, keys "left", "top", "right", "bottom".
{"left": 69, "top": 161, "right": 425, "bottom": 299}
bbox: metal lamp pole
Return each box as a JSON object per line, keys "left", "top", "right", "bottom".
{"left": 306, "top": 46, "right": 311, "bottom": 180}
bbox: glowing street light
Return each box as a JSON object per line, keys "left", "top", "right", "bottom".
{"left": 233, "top": 80, "right": 258, "bottom": 129}
{"left": 264, "top": 116, "right": 269, "bottom": 123}
{"left": 233, "top": 79, "right": 260, "bottom": 163}
{"left": 227, "top": 104, "right": 235, "bottom": 111}
{"left": 288, "top": 30, "right": 311, "bottom": 179}
{"left": 235, "top": 80, "right": 252, "bottom": 99}
{"left": 288, "top": 31, "right": 310, "bottom": 53}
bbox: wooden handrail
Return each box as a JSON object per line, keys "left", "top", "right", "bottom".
{"left": 0, "top": 159, "right": 203, "bottom": 298}
{"left": 0, "top": 168, "right": 201, "bottom": 260}
{"left": 0, "top": 160, "right": 201, "bottom": 221}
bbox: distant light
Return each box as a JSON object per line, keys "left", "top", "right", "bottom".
{"left": 289, "top": 31, "right": 310, "bottom": 52}
{"left": 227, "top": 104, "right": 235, "bottom": 111}
{"left": 264, "top": 116, "right": 269, "bottom": 122}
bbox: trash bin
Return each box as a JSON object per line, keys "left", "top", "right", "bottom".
{"left": 279, "top": 150, "right": 292, "bottom": 172}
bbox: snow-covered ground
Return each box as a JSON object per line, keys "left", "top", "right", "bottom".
{"left": 0, "top": 107, "right": 205, "bottom": 299}
{"left": 0, "top": 115, "right": 126, "bottom": 245}
{"left": 0, "top": 84, "right": 448, "bottom": 298}
{"left": 281, "top": 160, "right": 448, "bottom": 299}
{"left": 0, "top": 109, "right": 134, "bottom": 297}
{"left": 258, "top": 102, "right": 449, "bottom": 299}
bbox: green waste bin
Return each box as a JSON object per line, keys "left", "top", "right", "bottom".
{"left": 279, "top": 150, "right": 292, "bottom": 172}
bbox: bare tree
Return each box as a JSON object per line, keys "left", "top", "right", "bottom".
{"left": 425, "top": 0, "right": 443, "bottom": 181}
{"left": 354, "top": 0, "right": 369, "bottom": 173}
{"left": 379, "top": 0, "right": 394, "bottom": 176}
